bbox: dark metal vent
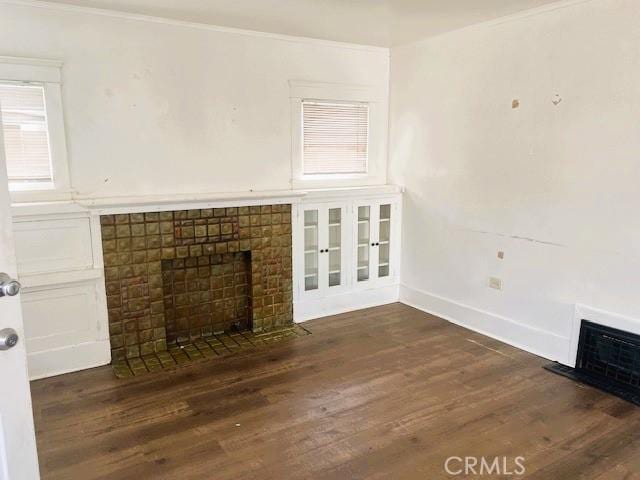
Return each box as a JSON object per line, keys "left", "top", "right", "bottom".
{"left": 577, "top": 320, "right": 640, "bottom": 389}
{"left": 544, "top": 320, "right": 640, "bottom": 406}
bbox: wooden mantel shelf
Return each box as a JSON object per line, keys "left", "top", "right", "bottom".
{"left": 11, "top": 185, "right": 402, "bottom": 217}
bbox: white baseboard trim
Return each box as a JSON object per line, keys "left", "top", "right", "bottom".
{"left": 294, "top": 284, "right": 399, "bottom": 323}
{"left": 27, "top": 339, "right": 111, "bottom": 380}
{"left": 400, "top": 283, "right": 571, "bottom": 363}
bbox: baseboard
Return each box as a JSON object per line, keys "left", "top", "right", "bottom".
{"left": 294, "top": 284, "right": 400, "bottom": 323}
{"left": 400, "top": 284, "right": 571, "bottom": 363}
{"left": 27, "top": 339, "right": 111, "bottom": 380}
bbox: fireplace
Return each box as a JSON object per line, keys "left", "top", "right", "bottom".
{"left": 100, "top": 205, "right": 293, "bottom": 362}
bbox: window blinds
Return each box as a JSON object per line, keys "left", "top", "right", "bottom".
{"left": 302, "top": 100, "right": 369, "bottom": 175}
{"left": 0, "top": 84, "right": 53, "bottom": 182}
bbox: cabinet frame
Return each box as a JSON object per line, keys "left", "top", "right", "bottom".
{"left": 352, "top": 198, "right": 399, "bottom": 291}
{"left": 297, "top": 201, "right": 351, "bottom": 300}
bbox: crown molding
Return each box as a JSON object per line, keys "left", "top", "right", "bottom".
{"left": 0, "top": 0, "right": 389, "bottom": 54}
{"left": 0, "top": 55, "right": 62, "bottom": 68}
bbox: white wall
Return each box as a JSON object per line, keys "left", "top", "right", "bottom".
{"left": 0, "top": 2, "right": 389, "bottom": 199}
{"left": 389, "top": 0, "right": 640, "bottom": 362}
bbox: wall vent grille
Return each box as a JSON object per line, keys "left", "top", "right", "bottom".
{"left": 576, "top": 320, "right": 640, "bottom": 390}
{"left": 544, "top": 320, "right": 640, "bottom": 406}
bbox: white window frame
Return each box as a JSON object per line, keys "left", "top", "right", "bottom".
{"left": 0, "top": 56, "right": 71, "bottom": 202}
{"left": 289, "top": 80, "right": 388, "bottom": 189}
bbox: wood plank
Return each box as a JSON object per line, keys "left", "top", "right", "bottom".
{"left": 31, "top": 303, "right": 640, "bottom": 479}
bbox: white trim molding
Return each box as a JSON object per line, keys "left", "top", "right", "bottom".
{"left": 0, "top": 56, "right": 72, "bottom": 202}
{"left": 0, "top": 56, "right": 62, "bottom": 83}
{"left": 289, "top": 80, "right": 386, "bottom": 103}
{"left": 295, "top": 285, "right": 399, "bottom": 323}
{"left": 0, "top": 0, "right": 388, "bottom": 53}
{"left": 289, "top": 80, "right": 388, "bottom": 190}
{"left": 400, "top": 284, "right": 571, "bottom": 363}
{"left": 27, "top": 340, "right": 111, "bottom": 380}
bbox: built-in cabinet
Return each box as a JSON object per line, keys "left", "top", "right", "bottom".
{"left": 301, "top": 203, "right": 349, "bottom": 297}
{"left": 294, "top": 192, "right": 402, "bottom": 322}
{"left": 353, "top": 200, "right": 396, "bottom": 289}
{"left": 11, "top": 205, "right": 111, "bottom": 380}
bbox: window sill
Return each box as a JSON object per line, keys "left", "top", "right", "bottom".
{"left": 291, "top": 173, "right": 385, "bottom": 190}
{"left": 10, "top": 188, "right": 74, "bottom": 204}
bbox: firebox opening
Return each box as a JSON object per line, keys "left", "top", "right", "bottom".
{"left": 162, "top": 252, "right": 252, "bottom": 345}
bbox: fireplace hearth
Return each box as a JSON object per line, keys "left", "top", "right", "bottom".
{"left": 100, "top": 205, "right": 293, "bottom": 363}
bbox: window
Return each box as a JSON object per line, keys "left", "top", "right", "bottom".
{"left": 302, "top": 100, "right": 369, "bottom": 176}
{"left": 290, "top": 80, "right": 387, "bottom": 188}
{"left": 0, "top": 83, "right": 53, "bottom": 187}
{"left": 0, "top": 56, "right": 70, "bottom": 200}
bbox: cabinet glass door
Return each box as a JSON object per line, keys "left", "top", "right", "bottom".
{"left": 327, "top": 207, "right": 342, "bottom": 288}
{"left": 378, "top": 204, "right": 391, "bottom": 278}
{"left": 303, "top": 209, "right": 319, "bottom": 291}
{"left": 356, "top": 205, "right": 371, "bottom": 282}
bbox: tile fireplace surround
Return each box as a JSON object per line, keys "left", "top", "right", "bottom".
{"left": 100, "top": 204, "right": 293, "bottom": 362}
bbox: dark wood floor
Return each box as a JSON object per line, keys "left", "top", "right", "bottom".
{"left": 32, "top": 303, "right": 640, "bottom": 479}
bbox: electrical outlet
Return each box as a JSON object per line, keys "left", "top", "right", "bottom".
{"left": 489, "top": 277, "right": 502, "bottom": 290}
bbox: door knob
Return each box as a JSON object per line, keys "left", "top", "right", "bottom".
{"left": 0, "top": 328, "right": 18, "bottom": 350}
{"left": 0, "top": 273, "right": 21, "bottom": 297}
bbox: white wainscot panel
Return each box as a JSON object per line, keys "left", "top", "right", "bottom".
{"left": 13, "top": 217, "right": 93, "bottom": 276}
{"left": 21, "top": 283, "right": 110, "bottom": 379}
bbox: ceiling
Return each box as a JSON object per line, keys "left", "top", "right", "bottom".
{"left": 44, "top": 0, "right": 565, "bottom": 47}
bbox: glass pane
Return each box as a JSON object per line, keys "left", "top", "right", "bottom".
{"left": 305, "top": 275, "right": 318, "bottom": 291}
{"left": 378, "top": 204, "right": 391, "bottom": 278}
{"left": 304, "top": 228, "right": 318, "bottom": 251}
{"left": 328, "top": 208, "right": 341, "bottom": 225}
{"left": 357, "top": 206, "right": 370, "bottom": 282}
{"left": 304, "top": 209, "right": 318, "bottom": 226}
{"left": 380, "top": 204, "right": 391, "bottom": 220}
{"left": 329, "top": 249, "right": 340, "bottom": 273}
{"left": 304, "top": 209, "right": 319, "bottom": 291}
{"left": 303, "top": 101, "right": 369, "bottom": 175}
{"left": 358, "top": 206, "right": 370, "bottom": 221}
{"left": 329, "top": 225, "right": 341, "bottom": 248}
{"left": 379, "top": 217, "right": 390, "bottom": 243}
{"left": 327, "top": 208, "right": 341, "bottom": 288}
{"left": 0, "top": 84, "right": 53, "bottom": 185}
{"left": 378, "top": 243, "right": 389, "bottom": 268}
{"left": 358, "top": 266, "right": 369, "bottom": 282}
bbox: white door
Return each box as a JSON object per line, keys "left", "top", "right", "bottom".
{"left": 0, "top": 109, "right": 40, "bottom": 479}
{"left": 374, "top": 202, "right": 395, "bottom": 286}
{"left": 322, "top": 204, "right": 349, "bottom": 295}
{"left": 299, "top": 203, "right": 350, "bottom": 299}
{"left": 353, "top": 202, "right": 375, "bottom": 288}
{"left": 301, "top": 205, "right": 322, "bottom": 298}
{"left": 353, "top": 200, "right": 397, "bottom": 290}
